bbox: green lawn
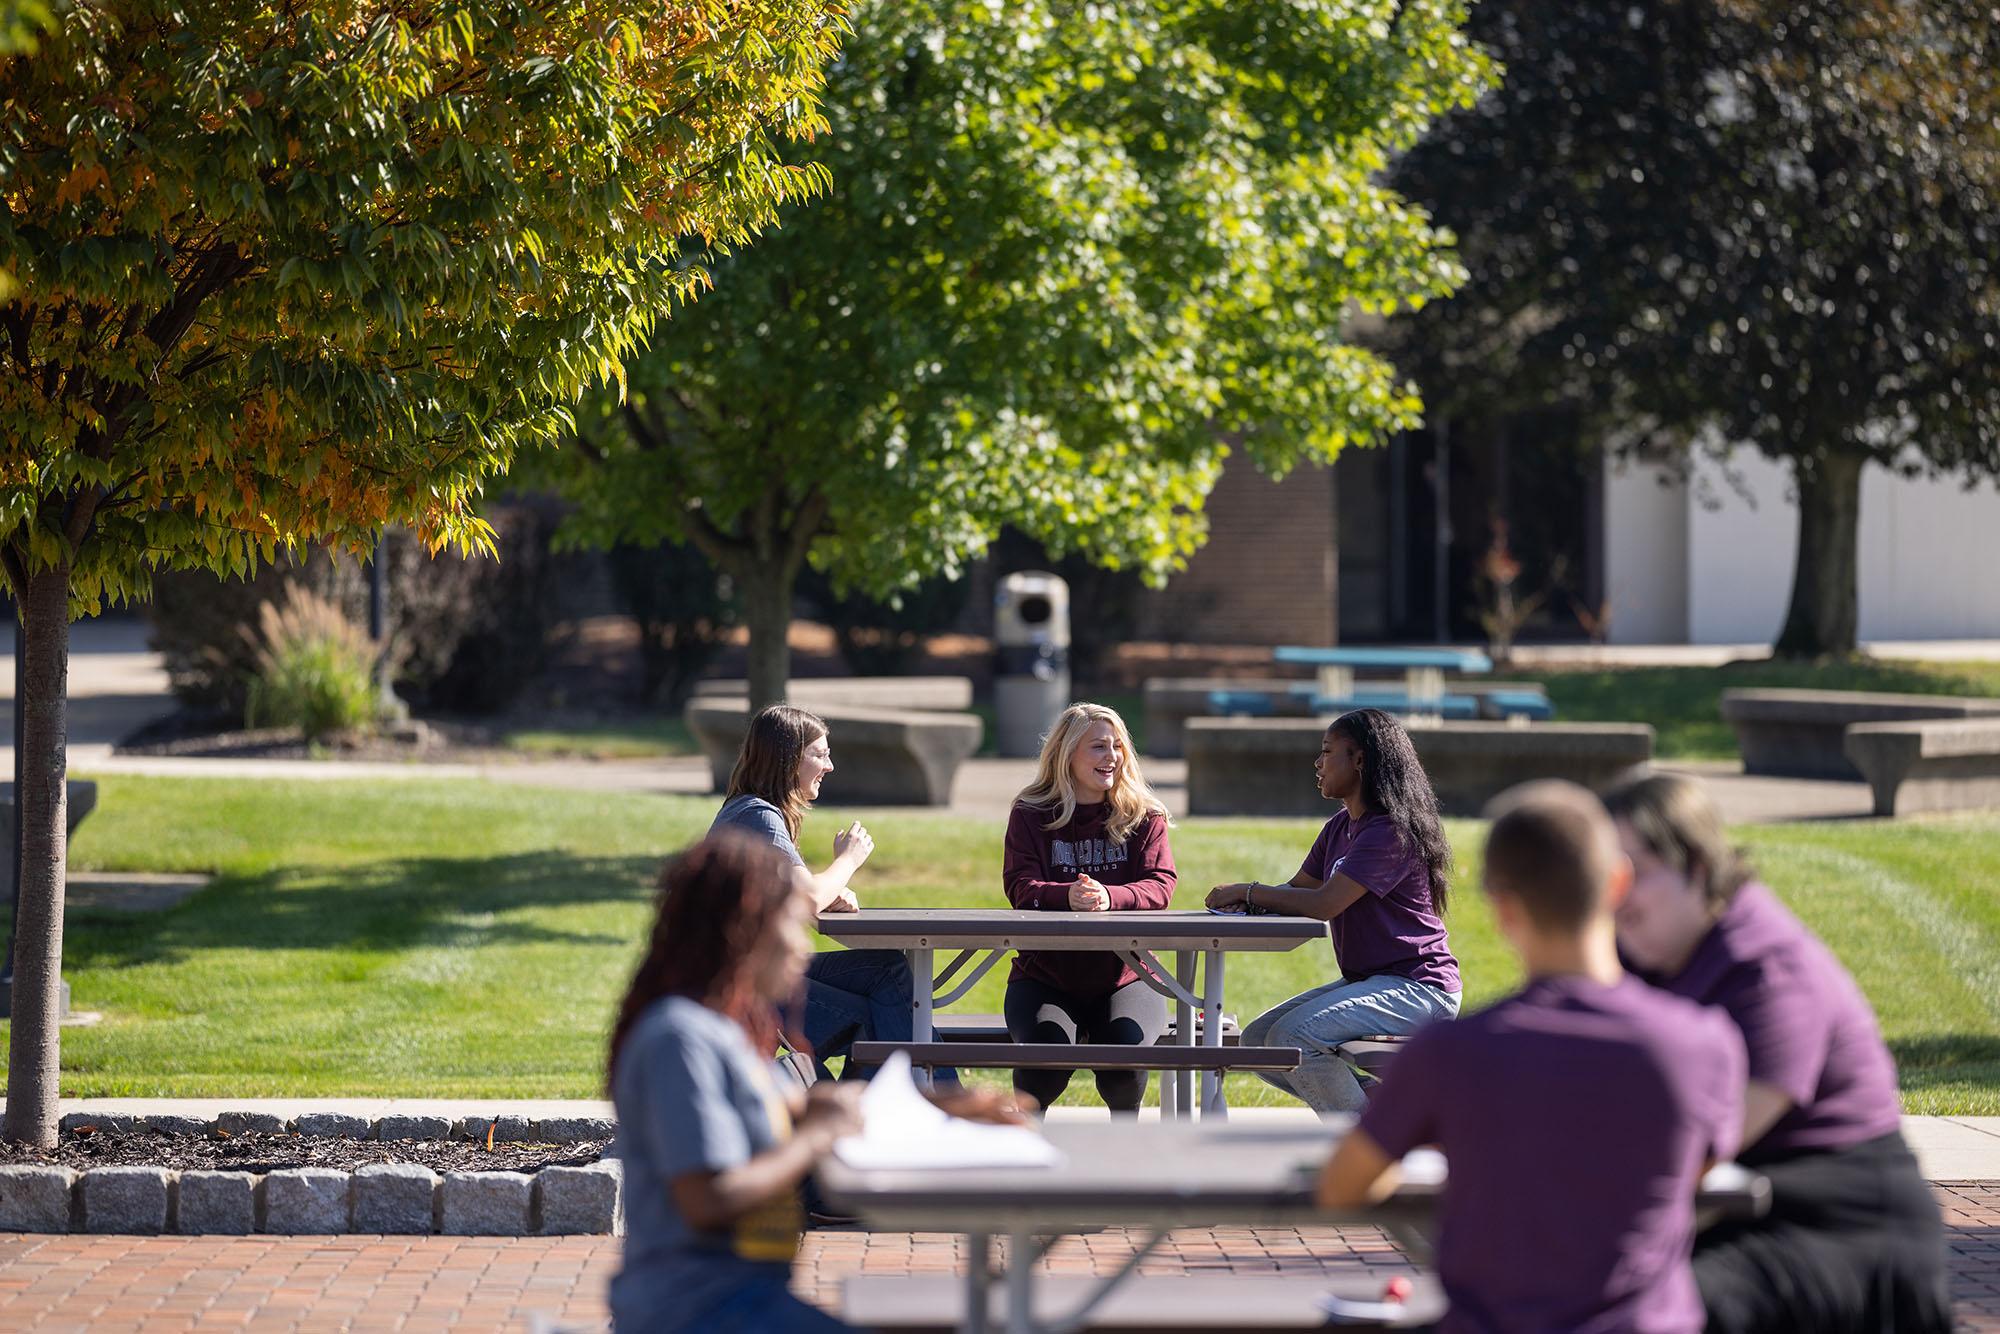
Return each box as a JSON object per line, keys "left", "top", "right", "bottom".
{"left": 1539, "top": 658, "right": 2000, "bottom": 761}
{"left": 5, "top": 775, "right": 1996, "bottom": 1112}
{"left": 503, "top": 715, "right": 697, "bottom": 760}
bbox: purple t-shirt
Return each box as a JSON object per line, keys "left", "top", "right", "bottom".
{"left": 1359, "top": 975, "right": 1746, "bottom": 1334}
{"left": 1643, "top": 882, "right": 1902, "bottom": 1163}
{"left": 1299, "top": 810, "right": 1459, "bottom": 992}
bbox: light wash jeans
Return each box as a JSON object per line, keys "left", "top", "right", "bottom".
{"left": 1242, "top": 973, "right": 1461, "bottom": 1116}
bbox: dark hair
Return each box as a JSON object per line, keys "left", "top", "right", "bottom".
{"left": 1483, "top": 781, "right": 1623, "bottom": 931}
{"left": 726, "top": 705, "right": 828, "bottom": 842}
{"left": 1328, "top": 709, "right": 1452, "bottom": 913}
{"left": 607, "top": 832, "right": 802, "bottom": 1088}
{"left": 1600, "top": 771, "right": 1752, "bottom": 910}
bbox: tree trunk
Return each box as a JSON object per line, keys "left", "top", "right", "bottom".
{"left": 739, "top": 562, "right": 795, "bottom": 715}
{"left": 1774, "top": 451, "right": 1865, "bottom": 658}
{"left": 4, "top": 566, "right": 71, "bottom": 1147}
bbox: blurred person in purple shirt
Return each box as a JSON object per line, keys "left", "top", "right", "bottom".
{"left": 1320, "top": 781, "right": 1747, "bottom": 1334}
{"left": 1206, "top": 709, "right": 1461, "bottom": 1114}
{"left": 1606, "top": 772, "right": 1950, "bottom": 1334}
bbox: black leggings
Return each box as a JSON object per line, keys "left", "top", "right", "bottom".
{"left": 1695, "top": 1130, "right": 1951, "bottom": 1334}
{"left": 1003, "top": 976, "right": 1167, "bottom": 1113}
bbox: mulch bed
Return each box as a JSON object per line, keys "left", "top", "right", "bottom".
{"left": 0, "top": 1130, "right": 608, "bottom": 1175}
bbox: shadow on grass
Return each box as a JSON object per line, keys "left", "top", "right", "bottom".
{"left": 61, "top": 850, "right": 663, "bottom": 970}
{"left": 1889, "top": 1034, "right": 2000, "bottom": 1096}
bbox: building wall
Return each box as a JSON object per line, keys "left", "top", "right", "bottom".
{"left": 1603, "top": 453, "right": 1692, "bottom": 643}
{"left": 1133, "top": 457, "right": 1337, "bottom": 644}
{"left": 1604, "top": 449, "right": 2000, "bottom": 644}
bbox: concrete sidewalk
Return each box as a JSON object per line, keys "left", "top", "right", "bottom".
{"left": 13, "top": 1098, "right": 2000, "bottom": 1182}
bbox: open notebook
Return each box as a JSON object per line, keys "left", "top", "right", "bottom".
{"left": 832, "top": 1052, "right": 1066, "bottom": 1171}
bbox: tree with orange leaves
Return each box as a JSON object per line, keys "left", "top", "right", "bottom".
{"left": 0, "top": 0, "right": 844, "bottom": 1145}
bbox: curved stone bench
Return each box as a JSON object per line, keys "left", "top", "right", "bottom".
{"left": 1185, "top": 718, "right": 1653, "bottom": 817}
{"left": 1721, "top": 688, "right": 2000, "bottom": 780}
{"left": 693, "top": 675, "right": 974, "bottom": 712}
{"left": 685, "top": 698, "right": 983, "bottom": 806}
{"left": 1844, "top": 718, "right": 2000, "bottom": 816}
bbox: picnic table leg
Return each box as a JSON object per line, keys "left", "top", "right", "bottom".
{"left": 1201, "top": 948, "right": 1226, "bottom": 1119}
{"left": 910, "top": 945, "right": 934, "bottom": 1091}
{"left": 1172, "top": 951, "right": 1195, "bottom": 1120}
{"left": 966, "top": 1231, "right": 993, "bottom": 1334}
{"left": 1005, "top": 1226, "right": 1036, "bottom": 1334}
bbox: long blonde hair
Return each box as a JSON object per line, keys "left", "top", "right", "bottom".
{"left": 725, "top": 704, "right": 826, "bottom": 843}
{"left": 1014, "top": 702, "right": 1167, "bottom": 841}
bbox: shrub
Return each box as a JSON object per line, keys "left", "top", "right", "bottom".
{"left": 148, "top": 497, "right": 576, "bottom": 718}
{"left": 800, "top": 567, "right": 971, "bottom": 676}
{"left": 244, "top": 587, "right": 382, "bottom": 740}
{"left": 607, "top": 541, "right": 736, "bottom": 707}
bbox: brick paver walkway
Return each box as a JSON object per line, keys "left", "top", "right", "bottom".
{"left": 1, "top": 1184, "right": 1994, "bottom": 1331}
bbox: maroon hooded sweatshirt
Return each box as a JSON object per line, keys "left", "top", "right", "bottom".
{"left": 1002, "top": 800, "right": 1176, "bottom": 996}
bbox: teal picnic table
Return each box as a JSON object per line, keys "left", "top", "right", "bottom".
{"left": 1272, "top": 646, "right": 1493, "bottom": 721}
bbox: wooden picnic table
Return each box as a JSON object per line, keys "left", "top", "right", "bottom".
{"left": 814, "top": 908, "right": 1327, "bottom": 1118}
{"left": 820, "top": 1119, "right": 1769, "bottom": 1334}
{"left": 1273, "top": 646, "right": 1493, "bottom": 719}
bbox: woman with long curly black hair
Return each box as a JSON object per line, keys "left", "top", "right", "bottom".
{"left": 1206, "top": 708, "right": 1461, "bottom": 1115}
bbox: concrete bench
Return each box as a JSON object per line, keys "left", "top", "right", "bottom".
{"left": 1143, "top": 677, "right": 1312, "bottom": 758}
{"left": 1185, "top": 718, "right": 1653, "bottom": 817}
{"left": 849, "top": 1042, "right": 1299, "bottom": 1075}
{"left": 935, "top": 1013, "right": 1240, "bottom": 1045}
{"left": 1721, "top": 688, "right": 2000, "bottom": 780}
{"left": 684, "top": 697, "right": 982, "bottom": 805}
{"left": 844, "top": 1274, "right": 1445, "bottom": 1331}
{"left": 1844, "top": 718, "right": 2000, "bottom": 816}
{"left": 692, "top": 675, "right": 974, "bottom": 712}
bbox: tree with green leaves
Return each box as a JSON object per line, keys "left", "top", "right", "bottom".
{"left": 0, "top": 0, "right": 841, "bottom": 1145}
{"left": 1388, "top": 0, "right": 2000, "bottom": 657}
{"left": 543, "top": 0, "right": 1492, "bottom": 709}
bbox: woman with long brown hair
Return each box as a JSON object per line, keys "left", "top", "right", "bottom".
{"left": 609, "top": 833, "right": 1029, "bottom": 1332}
{"left": 1605, "top": 772, "right": 1949, "bottom": 1334}
{"left": 607, "top": 833, "right": 863, "bottom": 1333}
{"left": 710, "top": 704, "right": 947, "bottom": 1084}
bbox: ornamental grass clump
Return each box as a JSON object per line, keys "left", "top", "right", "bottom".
{"left": 243, "top": 586, "right": 382, "bottom": 742}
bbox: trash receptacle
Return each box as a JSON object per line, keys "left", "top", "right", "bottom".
{"left": 993, "top": 571, "right": 1071, "bottom": 757}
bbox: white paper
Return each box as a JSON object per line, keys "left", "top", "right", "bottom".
{"left": 831, "top": 1052, "right": 1065, "bottom": 1170}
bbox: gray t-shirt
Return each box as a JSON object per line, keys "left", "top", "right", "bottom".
{"left": 609, "top": 996, "right": 801, "bottom": 1332}
{"left": 710, "top": 795, "right": 805, "bottom": 867}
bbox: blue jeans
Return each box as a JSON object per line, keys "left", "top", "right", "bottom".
{"left": 802, "top": 950, "right": 957, "bottom": 1085}
{"left": 1242, "top": 973, "right": 1460, "bottom": 1116}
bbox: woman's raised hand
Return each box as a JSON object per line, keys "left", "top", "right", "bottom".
{"left": 1068, "top": 875, "right": 1111, "bottom": 913}
{"left": 833, "top": 821, "right": 875, "bottom": 868}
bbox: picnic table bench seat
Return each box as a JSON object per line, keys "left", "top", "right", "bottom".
{"left": 935, "top": 1013, "right": 1239, "bottom": 1045}
{"left": 850, "top": 1041, "right": 1299, "bottom": 1074}
{"left": 843, "top": 1273, "right": 1445, "bottom": 1331}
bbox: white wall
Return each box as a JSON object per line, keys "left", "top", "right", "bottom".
{"left": 1603, "top": 453, "right": 1691, "bottom": 643}
{"left": 1603, "top": 449, "right": 2000, "bottom": 644}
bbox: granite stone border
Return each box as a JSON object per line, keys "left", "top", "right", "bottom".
{"left": 4, "top": 1111, "right": 626, "bottom": 1236}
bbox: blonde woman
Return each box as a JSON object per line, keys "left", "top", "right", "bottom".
{"left": 1002, "top": 702, "right": 1175, "bottom": 1113}
{"left": 710, "top": 705, "right": 949, "bottom": 1086}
